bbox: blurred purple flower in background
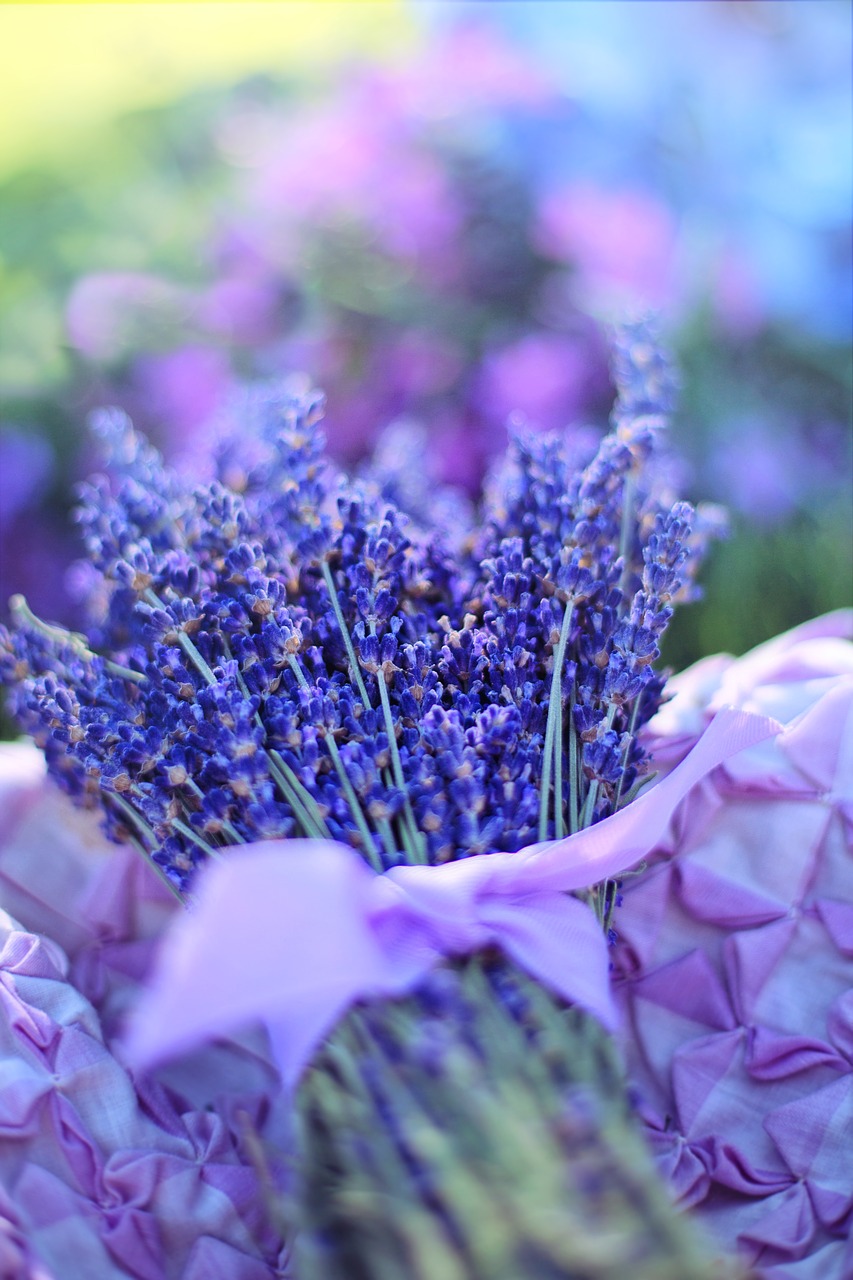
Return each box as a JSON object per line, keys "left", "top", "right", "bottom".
{"left": 476, "top": 330, "right": 595, "bottom": 436}
{"left": 0, "top": 5, "right": 850, "bottom": 671}
{"left": 534, "top": 183, "right": 680, "bottom": 314}
{"left": 129, "top": 347, "right": 233, "bottom": 447}
{"left": 0, "top": 431, "right": 53, "bottom": 530}
{"left": 65, "top": 273, "right": 192, "bottom": 364}
{"left": 0, "top": 431, "right": 73, "bottom": 628}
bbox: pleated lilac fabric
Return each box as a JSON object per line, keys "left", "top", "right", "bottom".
{"left": 614, "top": 610, "right": 853, "bottom": 1279}
{"left": 0, "top": 745, "right": 288, "bottom": 1280}
{"left": 1, "top": 609, "right": 850, "bottom": 1277}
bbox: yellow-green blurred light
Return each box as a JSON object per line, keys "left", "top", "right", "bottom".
{"left": 0, "top": 2, "right": 413, "bottom": 177}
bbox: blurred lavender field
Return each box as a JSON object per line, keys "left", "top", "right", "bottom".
{"left": 1, "top": 0, "right": 850, "bottom": 726}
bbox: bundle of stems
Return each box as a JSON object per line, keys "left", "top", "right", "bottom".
{"left": 293, "top": 956, "right": 733, "bottom": 1280}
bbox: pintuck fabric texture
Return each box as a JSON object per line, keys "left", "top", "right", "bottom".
{"left": 0, "top": 611, "right": 850, "bottom": 1278}
{"left": 0, "top": 746, "right": 288, "bottom": 1280}
{"left": 615, "top": 611, "right": 853, "bottom": 1279}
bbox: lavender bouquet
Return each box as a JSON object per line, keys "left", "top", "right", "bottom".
{"left": 1, "top": 326, "right": 762, "bottom": 1276}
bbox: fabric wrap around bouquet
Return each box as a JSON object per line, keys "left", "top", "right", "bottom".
{"left": 126, "top": 705, "right": 780, "bottom": 1083}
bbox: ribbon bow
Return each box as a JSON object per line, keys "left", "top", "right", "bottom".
{"left": 126, "top": 708, "right": 780, "bottom": 1084}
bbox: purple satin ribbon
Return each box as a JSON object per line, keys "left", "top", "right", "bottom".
{"left": 125, "top": 708, "right": 781, "bottom": 1085}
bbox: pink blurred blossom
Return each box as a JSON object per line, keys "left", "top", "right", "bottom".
{"left": 247, "top": 21, "right": 554, "bottom": 276}
{"left": 535, "top": 183, "right": 679, "bottom": 312}
{"left": 198, "top": 274, "right": 291, "bottom": 347}
{"left": 250, "top": 86, "right": 464, "bottom": 285}
{"left": 711, "top": 243, "right": 766, "bottom": 336}
{"left": 394, "top": 21, "right": 556, "bottom": 116}
{"left": 66, "top": 274, "right": 192, "bottom": 363}
{"left": 477, "top": 331, "right": 594, "bottom": 432}
{"left": 129, "top": 346, "right": 233, "bottom": 452}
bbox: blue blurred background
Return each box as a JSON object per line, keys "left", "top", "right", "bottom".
{"left": 1, "top": 0, "right": 850, "bottom": 736}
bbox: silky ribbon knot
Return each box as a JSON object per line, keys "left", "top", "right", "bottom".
{"left": 125, "top": 707, "right": 781, "bottom": 1085}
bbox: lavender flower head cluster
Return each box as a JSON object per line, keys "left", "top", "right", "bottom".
{"left": 1, "top": 324, "right": 717, "bottom": 899}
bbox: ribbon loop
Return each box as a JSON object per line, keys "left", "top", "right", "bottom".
{"left": 125, "top": 708, "right": 781, "bottom": 1085}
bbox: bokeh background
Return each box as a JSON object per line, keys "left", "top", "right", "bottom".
{"left": 1, "top": 0, "right": 851, "bottom": 739}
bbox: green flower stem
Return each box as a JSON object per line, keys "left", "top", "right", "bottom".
{"left": 222, "top": 636, "right": 266, "bottom": 728}
{"left": 553, "top": 679, "right": 567, "bottom": 842}
{"left": 322, "top": 561, "right": 423, "bottom": 863}
{"left": 611, "top": 693, "right": 643, "bottom": 816}
{"left": 104, "top": 792, "right": 185, "bottom": 903}
{"left": 144, "top": 591, "right": 220, "bottom": 688}
{"left": 538, "top": 601, "right": 574, "bottom": 842}
{"left": 579, "top": 703, "right": 618, "bottom": 832}
{"left": 375, "top": 664, "right": 427, "bottom": 865}
{"left": 267, "top": 749, "right": 333, "bottom": 841}
{"left": 220, "top": 637, "right": 328, "bottom": 835}
{"left": 145, "top": 594, "right": 333, "bottom": 843}
{"left": 618, "top": 772, "right": 657, "bottom": 809}
{"left": 363, "top": 617, "right": 426, "bottom": 865}
{"left": 618, "top": 471, "right": 637, "bottom": 595}
{"left": 593, "top": 694, "right": 648, "bottom": 923}
{"left": 288, "top": 656, "right": 383, "bottom": 872}
{"left": 568, "top": 685, "right": 580, "bottom": 835}
{"left": 171, "top": 815, "right": 225, "bottom": 861}
{"left": 376, "top": 816, "right": 399, "bottom": 866}
{"left": 11, "top": 595, "right": 146, "bottom": 685}
{"left": 321, "top": 561, "right": 372, "bottom": 712}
